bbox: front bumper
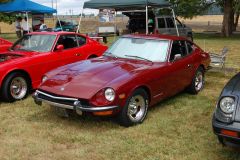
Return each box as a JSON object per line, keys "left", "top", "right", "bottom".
{"left": 33, "top": 90, "right": 119, "bottom": 113}
{"left": 212, "top": 115, "right": 240, "bottom": 147}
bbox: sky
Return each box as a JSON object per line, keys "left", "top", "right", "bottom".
{"left": 31, "top": 0, "right": 98, "bottom": 15}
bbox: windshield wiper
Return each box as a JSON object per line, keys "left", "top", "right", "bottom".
{"left": 104, "top": 52, "right": 118, "bottom": 58}
{"left": 17, "top": 48, "right": 34, "bottom": 52}
{"left": 124, "top": 55, "right": 152, "bottom": 62}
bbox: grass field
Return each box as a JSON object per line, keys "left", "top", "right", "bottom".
{"left": 1, "top": 32, "right": 240, "bottom": 159}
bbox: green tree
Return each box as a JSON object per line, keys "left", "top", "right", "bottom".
{"left": 169, "top": 0, "right": 213, "bottom": 19}
{"left": 168, "top": 0, "right": 240, "bottom": 37}
{"left": 215, "top": 0, "right": 240, "bottom": 37}
{"left": 0, "top": 0, "right": 16, "bottom": 24}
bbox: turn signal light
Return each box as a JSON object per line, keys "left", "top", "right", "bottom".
{"left": 221, "top": 129, "right": 238, "bottom": 138}
{"left": 93, "top": 111, "right": 113, "bottom": 116}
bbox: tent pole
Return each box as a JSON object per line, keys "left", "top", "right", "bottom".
{"left": 26, "top": 12, "right": 29, "bottom": 33}
{"left": 56, "top": 13, "right": 62, "bottom": 31}
{"left": 77, "top": 1, "right": 85, "bottom": 33}
{"left": 114, "top": 10, "right": 117, "bottom": 41}
{"left": 145, "top": 5, "right": 148, "bottom": 35}
{"left": 172, "top": 8, "right": 179, "bottom": 36}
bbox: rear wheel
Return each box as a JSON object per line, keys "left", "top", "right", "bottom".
{"left": 1, "top": 72, "right": 30, "bottom": 102}
{"left": 188, "top": 67, "right": 205, "bottom": 94}
{"left": 118, "top": 89, "right": 149, "bottom": 127}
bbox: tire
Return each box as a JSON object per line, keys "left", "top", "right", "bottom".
{"left": 218, "top": 136, "right": 225, "bottom": 146}
{"left": 117, "top": 88, "right": 149, "bottom": 127}
{"left": 1, "top": 72, "right": 29, "bottom": 102}
{"left": 188, "top": 67, "right": 205, "bottom": 95}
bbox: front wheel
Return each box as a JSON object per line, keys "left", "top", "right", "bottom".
{"left": 1, "top": 72, "right": 29, "bottom": 102}
{"left": 188, "top": 67, "right": 205, "bottom": 94}
{"left": 118, "top": 89, "right": 149, "bottom": 127}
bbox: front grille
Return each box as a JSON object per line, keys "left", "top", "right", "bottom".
{"left": 37, "top": 90, "right": 89, "bottom": 107}
{"left": 38, "top": 93, "right": 75, "bottom": 106}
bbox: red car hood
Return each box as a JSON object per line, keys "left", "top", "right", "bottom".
{"left": 0, "top": 52, "right": 26, "bottom": 63}
{"left": 0, "top": 50, "right": 35, "bottom": 57}
{"left": 40, "top": 56, "right": 153, "bottom": 99}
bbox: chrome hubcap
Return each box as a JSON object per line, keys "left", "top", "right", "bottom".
{"left": 127, "top": 95, "right": 146, "bottom": 122}
{"left": 195, "top": 72, "right": 203, "bottom": 91}
{"left": 10, "top": 77, "right": 27, "bottom": 100}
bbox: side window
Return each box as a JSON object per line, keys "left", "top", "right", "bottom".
{"left": 157, "top": 18, "right": 166, "bottom": 28}
{"left": 186, "top": 41, "right": 194, "bottom": 54}
{"left": 56, "top": 35, "right": 78, "bottom": 50}
{"left": 166, "top": 18, "right": 175, "bottom": 28}
{"left": 77, "top": 35, "right": 86, "bottom": 47}
{"left": 169, "top": 41, "right": 188, "bottom": 61}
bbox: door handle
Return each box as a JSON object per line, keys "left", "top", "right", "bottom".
{"left": 75, "top": 53, "right": 81, "bottom": 56}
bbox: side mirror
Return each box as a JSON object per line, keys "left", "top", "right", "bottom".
{"left": 56, "top": 45, "right": 64, "bottom": 52}
{"left": 174, "top": 54, "right": 182, "bottom": 61}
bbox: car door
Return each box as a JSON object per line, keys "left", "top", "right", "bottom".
{"left": 165, "top": 40, "right": 195, "bottom": 96}
{"left": 54, "top": 34, "right": 85, "bottom": 65}
{"left": 75, "top": 35, "right": 93, "bottom": 59}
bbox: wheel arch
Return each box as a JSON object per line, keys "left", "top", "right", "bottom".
{"left": 1, "top": 69, "right": 32, "bottom": 90}
{"left": 199, "top": 64, "right": 205, "bottom": 71}
{"left": 87, "top": 54, "right": 98, "bottom": 59}
{"left": 132, "top": 85, "right": 152, "bottom": 103}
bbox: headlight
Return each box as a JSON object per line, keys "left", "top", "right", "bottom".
{"left": 104, "top": 88, "right": 115, "bottom": 102}
{"left": 219, "top": 97, "right": 236, "bottom": 114}
{"left": 42, "top": 76, "right": 48, "bottom": 83}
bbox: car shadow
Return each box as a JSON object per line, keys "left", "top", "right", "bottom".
{"left": 148, "top": 91, "right": 189, "bottom": 112}
{"left": 26, "top": 101, "right": 122, "bottom": 130}
{"left": 26, "top": 92, "right": 189, "bottom": 129}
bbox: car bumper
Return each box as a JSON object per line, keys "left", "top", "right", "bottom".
{"left": 212, "top": 115, "right": 240, "bottom": 147}
{"left": 33, "top": 90, "right": 119, "bottom": 113}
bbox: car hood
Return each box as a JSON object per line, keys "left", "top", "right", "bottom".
{"left": 40, "top": 56, "right": 154, "bottom": 99}
{"left": 0, "top": 52, "right": 25, "bottom": 63}
{"left": 221, "top": 73, "right": 240, "bottom": 96}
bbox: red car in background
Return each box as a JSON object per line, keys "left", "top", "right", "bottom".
{"left": 0, "top": 32, "right": 107, "bottom": 102}
{"left": 0, "top": 37, "right": 13, "bottom": 52}
{"left": 34, "top": 34, "right": 210, "bottom": 126}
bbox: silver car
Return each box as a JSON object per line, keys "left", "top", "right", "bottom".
{"left": 155, "top": 16, "right": 193, "bottom": 41}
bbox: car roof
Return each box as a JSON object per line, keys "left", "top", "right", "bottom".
{"left": 122, "top": 34, "right": 187, "bottom": 41}
{"left": 28, "top": 31, "right": 82, "bottom": 36}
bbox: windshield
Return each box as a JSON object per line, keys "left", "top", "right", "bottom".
{"left": 105, "top": 37, "right": 170, "bottom": 62}
{"left": 12, "top": 34, "right": 56, "bottom": 52}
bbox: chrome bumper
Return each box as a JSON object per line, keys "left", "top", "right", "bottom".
{"left": 33, "top": 90, "right": 119, "bottom": 112}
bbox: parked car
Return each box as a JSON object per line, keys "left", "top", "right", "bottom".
{"left": 212, "top": 73, "right": 240, "bottom": 147}
{"left": 125, "top": 12, "right": 193, "bottom": 41}
{"left": 0, "top": 37, "right": 13, "bottom": 52}
{"left": 33, "top": 34, "right": 210, "bottom": 126}
{"left": 0, "top": 32, "right": 107, "bottom": 102}
{"left": 55, "top": 20, "right": 78, "bottom": 32}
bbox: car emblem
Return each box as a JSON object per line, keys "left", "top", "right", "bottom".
{"left": 60, "top": 87, "right": 65, "bottom": 91}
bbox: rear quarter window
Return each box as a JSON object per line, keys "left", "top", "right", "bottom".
{"left": 166, "top": 18, "right": 175, "bottom": 28}
{"left": 157, "top": 18, "right": 166, "bottom": 28}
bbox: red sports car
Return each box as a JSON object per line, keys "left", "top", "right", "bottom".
{"left": 33, "top": 34, "right": 210, "bottom": 126}
{"left": 0, "top": 32, "right": 107, "bottom": 102}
